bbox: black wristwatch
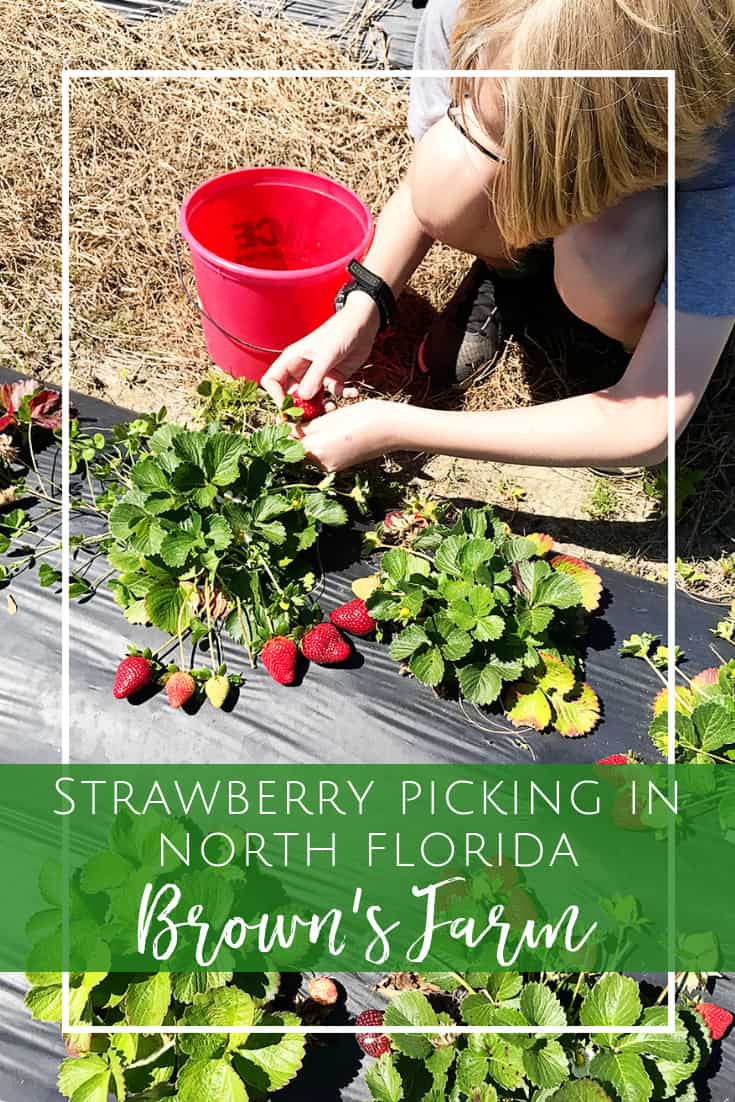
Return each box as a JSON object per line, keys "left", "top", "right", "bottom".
{"left": 334, "top": 259, "right": 396, "bottom": 333}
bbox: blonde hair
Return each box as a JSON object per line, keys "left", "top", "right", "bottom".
{"left": 450, "top": 0, "right": 735, "bottom": 250}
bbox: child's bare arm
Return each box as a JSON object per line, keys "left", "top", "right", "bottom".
{"left": 299, "top": 307, "right": 734, "bottom": 471}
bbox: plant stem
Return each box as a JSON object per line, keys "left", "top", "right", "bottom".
{"left": 571, "top": 971, "right": 587, "bottom": 1007}
{"left": 450, "top": 972, "right": 476, "bottom": 995}
{"left": 26, "top": 425, "right": 48, "bottom": 496}
{"left": 204, "top": 578, "right": 216, "bottom": 672}
{"left": 677, "top": 741, "right": 732, "bottom": 765}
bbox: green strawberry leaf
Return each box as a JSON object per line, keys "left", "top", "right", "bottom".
{"left": 177, "top": 1058, "right": 248, "bottom": 1102}
{"left": 614, "top": 1006, "right": 690, "bottom": 1061}
{"left": 390, "top": 624, "right": 432, "bottom": 661}
{"left": 460, "top": 537, "right": 496, "bottom": 572}
{"left": 145, "top": 578, "right": 192, "bottom": 635}
{"left": 441, "top": 629, "right": 474, "bottom": 662}
{"left": 588, "top": 1050, "right": 652, "bottom": 1102}
{"left": 179, "top": 988, "right": 255, "bottom": 1058}
{"left": 523, "top": 1040, "right": 569, "bottom": 1088}
{"left": 461, "top": 995, "right": 495, "bottom": 1027}
{"left": 693, "top": 703, "right": 733, "bottom": 751}
{"left": 384, "top": 991, "right": 439, "bottom": 1059}
{"left": 457, "top": 662, "right": 503, "bottom": 706}
{"left": 455, "top": 1048, "right": 489, "bottom": 1094}
{"left": 58, "top": 1055, "right": 110, "bottom": 1099}
{"left": 409, "top": 646, "right": 445, "bottom": 686}
{"left": 234, "top": 1011, "right": 306, "bottom": 1093}
{"left": 172, "top": 972, "right": 234, "bottom": 1004}
{"left": 130, "top": 457, "right": 171, "bottom": 492}
{"left": 551, "top": 1083, "right": 614, "bottom": 1101}
{"left": 486, "top": 973, "right": 523, "bottom": 1001}
{"left": 303, "top": 493, "right": 348, "bottom": 527}
{"left": 68, "top": 1071, "right": 112, "bottom": 1102}
{"left": 125, "top": 973, "right": 171, "bottom": 1027}
{"left": 534, "top": 571, "right": 583, "bottom": 610}
{"left": 520, "top": 983, "right": 567, "bottom": 1030}
{"left": 365, "top": 1053, "right": 403, "bottom": 1102}
{"left": 204, "top": 432, "right": 247, "bottom": 486}
{"left": 435, "top": 535, "right": 465, "bottom": 576}
{"left": 159, "top": 530, "right": 199, "bottom": 568}
{"left": 486, "top": 1037, "right": 526, "bottom": 1090}
{"left": 579, "top": 974, "right": 641, "bottom": 1029}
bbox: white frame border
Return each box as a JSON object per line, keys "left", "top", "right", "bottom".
{"left": 60, "top": 66, "right": 677, "bottom": 1036}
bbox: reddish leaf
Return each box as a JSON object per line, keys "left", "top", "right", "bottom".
{"left": 28, "top": 389, "right": 63, "bottom": 429}
{"left": 526, "top": 532, "right": 554, "bottom": 557}
{"left": 550, "top": 554, "right": 603, "bottom": 612}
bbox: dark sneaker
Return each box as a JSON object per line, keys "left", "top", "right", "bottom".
{"left": 417, "top": 260, "right": 503, "bottom": 386}
{"left": 417, "top": 245, "right": 555, "bottom": 387}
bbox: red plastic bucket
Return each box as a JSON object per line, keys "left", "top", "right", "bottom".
{"left": 178, "top": 167, "right": 375, "bottom": 381}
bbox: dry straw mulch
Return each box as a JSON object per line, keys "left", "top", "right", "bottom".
{"left": 0, "top": 0, "right": 466, "bottom": 406}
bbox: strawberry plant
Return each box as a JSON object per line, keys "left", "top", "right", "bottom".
{"left": 360, "top": 972, "right": 719, "bottom": 1102}
{"left": 621, "top": 635, "right": 735, "bottom": 763}
{"left": 363, "top": 506, "right": 603, "bottom": 736}
{"left": 0, "top": 381, "right": 367, "bottom": 702}
{"left": 25, "top": 970, "right": 307, "bottom": 1102}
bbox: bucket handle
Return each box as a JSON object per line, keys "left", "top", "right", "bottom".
{"left": 172, "top": 231, "right": 285, "bottom": 357}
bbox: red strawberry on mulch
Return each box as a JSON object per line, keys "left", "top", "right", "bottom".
{"left": 292, "top": 389, "right": 325, "bottom": 421}
{"left": 165, "top": 671, "right": 196, "bottom": 709}
{"left": 301, "top": 622, "right": 350, "bottom": 665}
{"left": 696, "top": 1003, "right": 734, "bottom": 1042}
{"left": 596, "top": 754, "right": 633, "bottom": 765}
{"left": 330, "top": 598, "right": 376, "bottom": 637}
{"left": 262, "top": 636, "right": 298, "bottom": 685}
{"left": 113, "top": 656, "right": 153, "bottom": 700}
{"left": 355, "top": 1009, "right": 390, "bottom": 1057}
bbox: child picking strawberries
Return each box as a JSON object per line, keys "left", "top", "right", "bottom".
{"left": 262, "top": 0, "right": 735, "bottom": 474}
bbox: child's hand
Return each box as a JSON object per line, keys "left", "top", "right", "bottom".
{"left": 261, "top": 292, "right": 380, "bottom": 407}
{"left": 298, "top": 399, "right": 404, "bottom": 472}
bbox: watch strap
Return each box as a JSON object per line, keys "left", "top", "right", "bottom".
{"left": 336, "top": 259, "right": 396, "bottom": 332}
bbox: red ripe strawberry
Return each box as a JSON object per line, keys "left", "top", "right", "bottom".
{"left": 165, "top": 671, "right": 196, "bottom": 709}
{"left": 596, "top": 754, "right": 632, "bottom": 765}
{"left": 292, "top": 390, "right": 325, "bottom": 421}
{"left": 309, "top": 976, "right": 339, "bottom": 1006}
{"left": 695, "top": 1003, "right": 734, "bottom": 1041}
{"left": 330, "top": 598, "right": 376, "bottom": 637}
{"left": 301, "top": 622, "right": 350, "bottom": 665}
{"left": 262, "top": 636, "right": 298, "bottom": 685}
{"left": 113, "top": 656, "right": 152, "bottom": 699}
{"left": 355, "top": 1009, "right": 390, "bottom": 1057}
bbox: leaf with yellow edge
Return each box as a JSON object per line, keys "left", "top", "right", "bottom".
{"left": 550, "top": 554, "right": 603, "bottom": 612}
{"left": 553, "top": 682, "right": 600, "bottom": 737}
{"left": 526, "top": 532, "right": 554, "bottom": 557}
{"left": 504, "top": 682, "right": 553, "bottom": 731}
{"left": 537, "top": 652, "right": 576, "bottom": 696}
{"left": 352, "top": 574, "right": 381, "bottom": 601}
{"left": 653, "top": 685, "right": 694, "bottom": 718}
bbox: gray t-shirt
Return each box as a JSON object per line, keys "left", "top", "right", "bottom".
{"left": 408, "top": 0, "right": 735, "bottom": 317}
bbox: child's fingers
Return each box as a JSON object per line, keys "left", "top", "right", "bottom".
{"left": 298, "top": 353, "right": 340, "bottom": 400}
{"left": 261, "top": 349, "right": 310, "bottom": 406}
